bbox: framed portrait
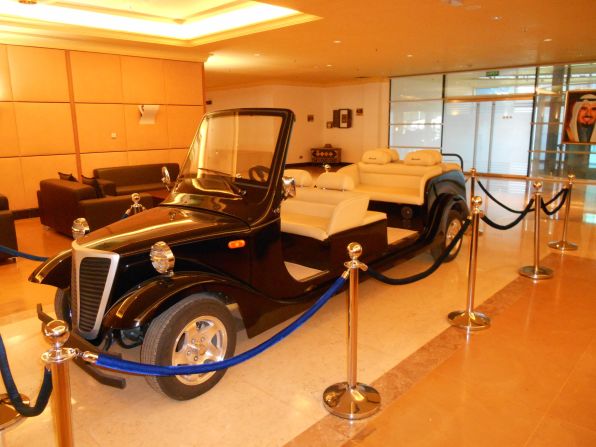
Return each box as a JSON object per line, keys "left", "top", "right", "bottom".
{"left": 562, "top": 89, "right": 596, "bottom": 144}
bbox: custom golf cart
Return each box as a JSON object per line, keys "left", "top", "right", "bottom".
{"left": 31, "top": 108, "right": 467, "bottom": 400}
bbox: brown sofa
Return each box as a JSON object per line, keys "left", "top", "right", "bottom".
{"left": 93, "top": 163, "right": 179, "bottom": 196}
{"left": 38, "top": 179, "right": 153, "bottom": 237}
{"left": 0, "top": 193, "right": 18, "bottom": 261}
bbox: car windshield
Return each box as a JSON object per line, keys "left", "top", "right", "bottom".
{"left": 175, "top": 111, "right": 282, "bottom": 196}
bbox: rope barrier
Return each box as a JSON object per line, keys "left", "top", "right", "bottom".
{"left": 476, "top": 180, "right": 527, "bottom": 214}
{"left": 0, "top": 335, "right": 53, "bottom": 417}
{"left": 541, "top": 188, "right": 569, "bottom": 216}
{"left": 93, "top": 274, "right": 347, "bottom": 376}
{"left": 543, "top": 187, "right": 567, "bottom": 207}
{"left": 0, "top": 245, "right": 48, "bottom": 262}
{"left": 481, "top": 199, "right": 535, "bottom": 230}
{"left": 366, "top": 218, "right": 471, "bottom": 285}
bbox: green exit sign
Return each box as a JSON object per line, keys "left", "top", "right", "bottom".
{"left": 486, "top": 70, "right": 499, "bottom": 77}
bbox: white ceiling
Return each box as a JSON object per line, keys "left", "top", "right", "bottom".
{"left": 1, "top": 0, "right": 595, "bottom": 89}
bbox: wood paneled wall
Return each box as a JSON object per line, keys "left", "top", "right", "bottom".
{"left": 0, "top": 44, "right": 204, "bottom": 211}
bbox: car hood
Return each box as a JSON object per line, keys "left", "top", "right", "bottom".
{"left": 75, "top": 206, "right": 250, "bottom": 254}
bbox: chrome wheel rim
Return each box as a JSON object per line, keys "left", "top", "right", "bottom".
{"left": 445, "top": 219, "right": 463, "bottom": 252}
{"left": 171, "top": 315, "right": 228, "bottom": 385}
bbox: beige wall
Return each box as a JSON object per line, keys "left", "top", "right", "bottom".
{"left": 0, "top": 44, "right": 204, "bottom": 210}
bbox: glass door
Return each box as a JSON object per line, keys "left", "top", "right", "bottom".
{"left": 443, "top": 98, "right": 533, "bottom": 175}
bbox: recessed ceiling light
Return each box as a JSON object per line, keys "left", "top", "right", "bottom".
{"left": 543, "top": 38, "right": 552, "bottom": 42}
{"left": 492, "top": 16, "right": 502, "bottom": 20}
{"left": 333, "top": 40, "right": 342, "bottom": 44}
{"left": 326, "top": 64, "right": 333, "bottom": 68}
{"left": 253, "top": 53, "right": 261, "bottom": 56}
{"left": 406, "top": 54, "right": 413, "bottom": 58}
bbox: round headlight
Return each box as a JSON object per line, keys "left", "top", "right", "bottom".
{"left": 150, "top": 241, "right": 175, "bottom": 275}
{"left": 72, "top": 218, "right": 90, "bottom": 240}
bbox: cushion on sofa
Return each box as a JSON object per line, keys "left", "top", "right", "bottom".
{"left": 361, "top": 149, "right": 392, "bottom": 165}
{"left": 404, "top": 150, "right": 442, "bottom": 166}
{"left": 58, "top": 172, "right": 77, "bottom": 182}
{"left": 315, "top": 172, "right": 355, "bottom": 191}
{"left": 283, "top": 169, "right": 313, "bottom": 187}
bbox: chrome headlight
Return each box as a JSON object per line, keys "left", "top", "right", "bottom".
{"left": 150, "top": 241, "right": 175, "bottom": 275}
{"left": 72, "top": 218, "right": 90, "bottom": 240}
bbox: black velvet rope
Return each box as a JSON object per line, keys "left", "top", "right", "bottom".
{"left": 366, "top": 218, "right": 471, "bottom": 285}
{"left": 476, "top": 180, "right": 526, "bottom": 214}
{"left": 541, "top": 188, "right": 569, "bottom": 216}
{"left": 481, "top": 198, "right": 535, "bottom": 230}
{"left": 0, "top": 335, "right": 53, "bottom": 417}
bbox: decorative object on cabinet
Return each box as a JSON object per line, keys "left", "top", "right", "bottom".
{"left": 311, "top": 145, "right": 341, "bottom": 163}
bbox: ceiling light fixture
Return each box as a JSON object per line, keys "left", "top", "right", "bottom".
{"left": 543, "top": 38, "right": 553, "bottom": 42}
{"left": 406, "top": 54, "right": 413, "bottom": 58}
{"left": 492, "top": 16, "right": 502, "bottom": 20}
{"left": 333, "top": 40, "right": 342, "bottom": 44}
{"left": 0, "top": 0, "right": 307, "bottom": 41}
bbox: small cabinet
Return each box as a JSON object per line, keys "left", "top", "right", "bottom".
{"left": 310, "top": 147, "right": 341, "bottom": 164}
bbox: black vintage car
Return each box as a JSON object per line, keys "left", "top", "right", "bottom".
{"left": 31, "top": 108, "right": 467, "bottom": 400}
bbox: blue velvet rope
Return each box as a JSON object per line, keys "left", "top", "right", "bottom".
{"left": 0, "top": 245, "right": 48, "bottom": 262}
{"left": 96, "top": 274, "right": 347, "bottom": 376}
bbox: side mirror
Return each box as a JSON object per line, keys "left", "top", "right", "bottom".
{"left": 161, "top": 166, "right": 171, "bottom": 191}
{"left": 281, "top": 176, "right": 296, "bottom": 200}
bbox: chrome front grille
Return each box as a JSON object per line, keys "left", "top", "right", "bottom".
{"left": 71, "top": 243, "right": 120, "bottom": 339}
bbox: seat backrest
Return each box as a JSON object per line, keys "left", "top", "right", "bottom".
{"left": 94, "top": 163, "right": 179, "bottom": 186}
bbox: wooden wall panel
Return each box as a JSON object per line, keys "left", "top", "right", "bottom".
{"left": 76, "top": 104, "right": 126, "bottom": 152}
{"left": 164, "top": 60, "right": 203, "bottom": 105}
{"left": 168, "top": 149, "right": 189, "bottom": 167}
{"left": 0, "top": 157, "right": 26, "bottom": 210}
{"left": 0, "top": 45, "right": 12, "bottom": 101}
{"left": 127, "top": 149, "right": 171, "bottom": 166}
{"left": 14, "top": 103, "right": 75, "bottom": 155}
{"left": 121, "top": 56, "right": 165, "bottom": 104}
{"left": 20, "top": 154, "right": 77, "bottom": 208}
{"left": 80, "top": 152, "right": 129, "bottom": 177}
{"left": 7, "top": 46, "right": 69, "bottom": 102}
{"left": 166, "top": 105, "right": 203, "bottom": 148}
{"left": 124, "top": 104, "right": 168, "bottom": 149}
{"left": 0, "top": 103, "right": 19, "bottom": 157}
{"left": 70, "top": 51, "right": 123, "bottom": 103}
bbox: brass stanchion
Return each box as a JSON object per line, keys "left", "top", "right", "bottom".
{"left": 548, "top": 174, "right": 578, "bottom": 251}
{"left": 468, "top": 168, "right": 483, "bottom": 235}
{"left": 447, "top": 196, "right": 490, "bottom": 331}
{"left": 323, "top": 243, "right": 380, "bottom": 420}
{"left": 519, "top": 181, "right": 554, "bottom": 279}
{"left": 41, "top": 320, "right": 76, "bottom": 447}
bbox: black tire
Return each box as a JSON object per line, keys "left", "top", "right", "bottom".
{"left": 141, "top": 294, "right": 236, "bottom": 401}
{"left": 54, "top": 288, "right": 72, "bottom": 328}
{"left": 431, "top": 209, "right": 465, "bottom": 263}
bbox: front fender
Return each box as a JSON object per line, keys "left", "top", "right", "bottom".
{"left": 103, "top": 271, "right": 260, "bottom": 330}
{"left": 28, "top": 248, "right": 72, "bottom": 289}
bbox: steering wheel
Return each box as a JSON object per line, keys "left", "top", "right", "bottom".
{"left": 248, "top": 165, "right": 270, "bottom": 182}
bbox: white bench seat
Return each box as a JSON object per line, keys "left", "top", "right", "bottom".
{"left": 337, "top": 149, "right": 454, "bottom": 205}
{"left": 280, "top": 172, "right": 386, "bottom": 241}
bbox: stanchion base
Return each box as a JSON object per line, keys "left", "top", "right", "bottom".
{"left": 0, "top": 393, "right": 29, "bottom": 431}
{"left": 323, "top": 382, "right": 381, "bottom": 420}
{"left": 548, "top": 240, "right": 578, "bottom": 251}
{"left": 447, "top": 310, "right": 490, "bottom": 331}
{"left": 518, "top": 265, "right": 554, "bottom": 279}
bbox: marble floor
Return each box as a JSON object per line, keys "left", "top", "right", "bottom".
{"left": 0, "top": 178, "right": 594, "bottom": 447}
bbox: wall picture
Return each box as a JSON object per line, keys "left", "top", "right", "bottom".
{"left": 563, "top": 89, "right": 596, "bottom": 144}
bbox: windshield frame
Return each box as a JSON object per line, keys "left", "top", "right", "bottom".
{"left": 162, "top": 108, "right": 295, "bottom": 225}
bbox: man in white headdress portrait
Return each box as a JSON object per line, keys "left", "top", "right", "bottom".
{"left": 565, "top": 93, "right": 596, "bottom": 143}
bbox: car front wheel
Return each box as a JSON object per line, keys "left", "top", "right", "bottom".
{"left": 141, "top": 294, "right": 237, "bottom": 401}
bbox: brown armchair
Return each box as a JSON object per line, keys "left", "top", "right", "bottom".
{"left": 38, "top": 179, "right": 154, "bottom": 237}
{"left": 0, "top": 193, "right": 18, "bottom": 262}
